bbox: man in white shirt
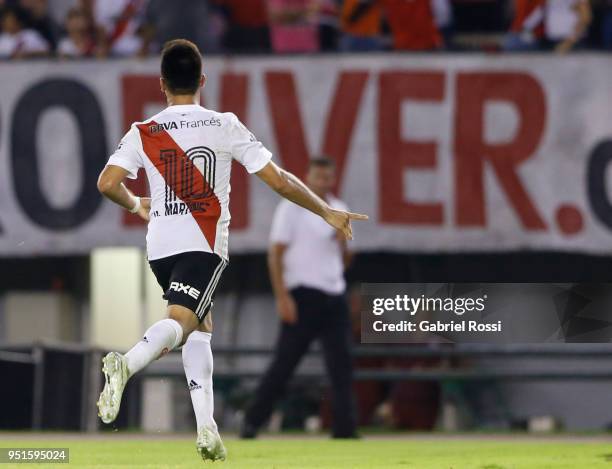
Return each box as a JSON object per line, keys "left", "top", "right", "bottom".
{"left": 242, "top": 157, "right": 358, "bottom": 439}
{"left": 95, "top": 40, "right": 367, "bottom": 462}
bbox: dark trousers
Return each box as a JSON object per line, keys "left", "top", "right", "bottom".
{"left": 244, "top": 287, "right": 357, "bottom": 437}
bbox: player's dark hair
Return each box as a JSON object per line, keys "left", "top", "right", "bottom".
{"left": 160, "top": 39, "right": 202, "bottom": 95}
{"left": 309, "top": 156, "right": 336, "bottom": 170}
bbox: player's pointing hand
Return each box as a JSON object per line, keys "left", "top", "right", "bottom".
{"left": 324, "top": 208, "right": 369, "bottom": 240}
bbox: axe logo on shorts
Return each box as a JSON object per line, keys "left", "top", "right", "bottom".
{"left": 169, "top": 281, "right": 201, "bottom": 299}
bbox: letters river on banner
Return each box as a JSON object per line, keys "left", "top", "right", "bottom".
{"left": 0, "top": 55, "right": 611, "bottom": 255}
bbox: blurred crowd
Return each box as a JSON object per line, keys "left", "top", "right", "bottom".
{"left": 0, "top": 0, "right": 610, "bottom": 60}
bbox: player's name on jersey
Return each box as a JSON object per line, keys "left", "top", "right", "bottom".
{"left": 149, "top": 118, "right": 222, "bottom": 134}
{"left": 165, "top": 201, "right": 206, "bottom": 216}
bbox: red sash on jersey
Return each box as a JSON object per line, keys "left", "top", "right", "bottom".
{"left": 137, "top": 122, "right": 222, "bottom": 251}
{"left": 107, "top": 0, "right": 143, "bottom": 47}
{"left": 511, "top": 0, "right": 545, "bottom": 37}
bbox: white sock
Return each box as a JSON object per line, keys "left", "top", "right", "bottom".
{"left": 182, "top": 331, "right": 217, "bottom": 432}
{"left": 125, "top": 318, "right": 183, "bottom": 377}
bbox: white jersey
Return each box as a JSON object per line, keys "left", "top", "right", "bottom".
{"left": 545, "top": 0, "right": 582, "bottom": 40}
{"left": 107, "top": 104, "right": 272, "bottom": 261}
{"left": 270, "top": 196, "right": 348, "bottom": 295}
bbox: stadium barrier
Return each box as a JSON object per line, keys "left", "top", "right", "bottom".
{"left": 2, "top": 341, "right": 612, "bottom": 431}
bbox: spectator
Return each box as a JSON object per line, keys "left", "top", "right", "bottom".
{"left": 146, "top": 0, "right": 222, "bottom": 54}
{"left": 267, "top": 0, "right": 319, "bottom": 53}
{"left": 339, "top": 0, "right": 383, "bottom": 52}
{"left": 83, "top": 0, "right": 152, "bottom": 57}
{"left": 544, "top": 0, "right": 592, "bottom": 53}
{"left": 47, "top": 0, "right": 77, "bottom": 27}
{"left": 57, "top": 6, "right": 94, "bottom": 57}
{"left": 316, "top": 0, "right": 340, "bottom": 51}
{"left": 433, "top": 0, "right": 453, "bottom": 47}
{"left": 503, "top": 0, "right": 545, "bottom": 51}
{"left": 214, "top": 0, "right": 270, "bottom": 53}
{"left": 20, "top": 0, "right": 60, "bottom": 50}
{"left": 0, "top": 5, "right": 50, "bottom": 58}
{"left": 379, "top": 0, "right": 442, "bottom": 51}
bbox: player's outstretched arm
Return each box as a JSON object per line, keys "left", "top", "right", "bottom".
{"left": 97, "top": 165, "right": 151, "bottom": 221}
{"left": 256, "top": 161, "right": 368, "bottom": 240}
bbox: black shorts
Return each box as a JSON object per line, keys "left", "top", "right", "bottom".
{"left": 149, "top": 251, "right": 227, "bottom": 322}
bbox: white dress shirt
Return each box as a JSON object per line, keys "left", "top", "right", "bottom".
{"left": 270, "top": 196, "right": 348, "bottom": 295}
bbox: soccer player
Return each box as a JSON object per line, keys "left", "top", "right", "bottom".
{"left": 95, "top": 39, "right": 367, "bottom": 461}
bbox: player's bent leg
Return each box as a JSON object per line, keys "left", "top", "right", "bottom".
{"left": 200, "top": 310, "right": 213, "bottom": 333}
{"left": 97, "top": 306, "right": 198, "bottom": 424}
{"left": 167, "top": 304, "right": 201, "bottom": 346}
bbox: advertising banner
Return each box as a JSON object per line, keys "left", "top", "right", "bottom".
{"left": 1, "top": 55, "right": 612, "bottom": 255}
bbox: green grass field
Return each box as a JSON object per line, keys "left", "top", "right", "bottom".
{"left": 3, "top": 435, "right": 612, "bottom": 468}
